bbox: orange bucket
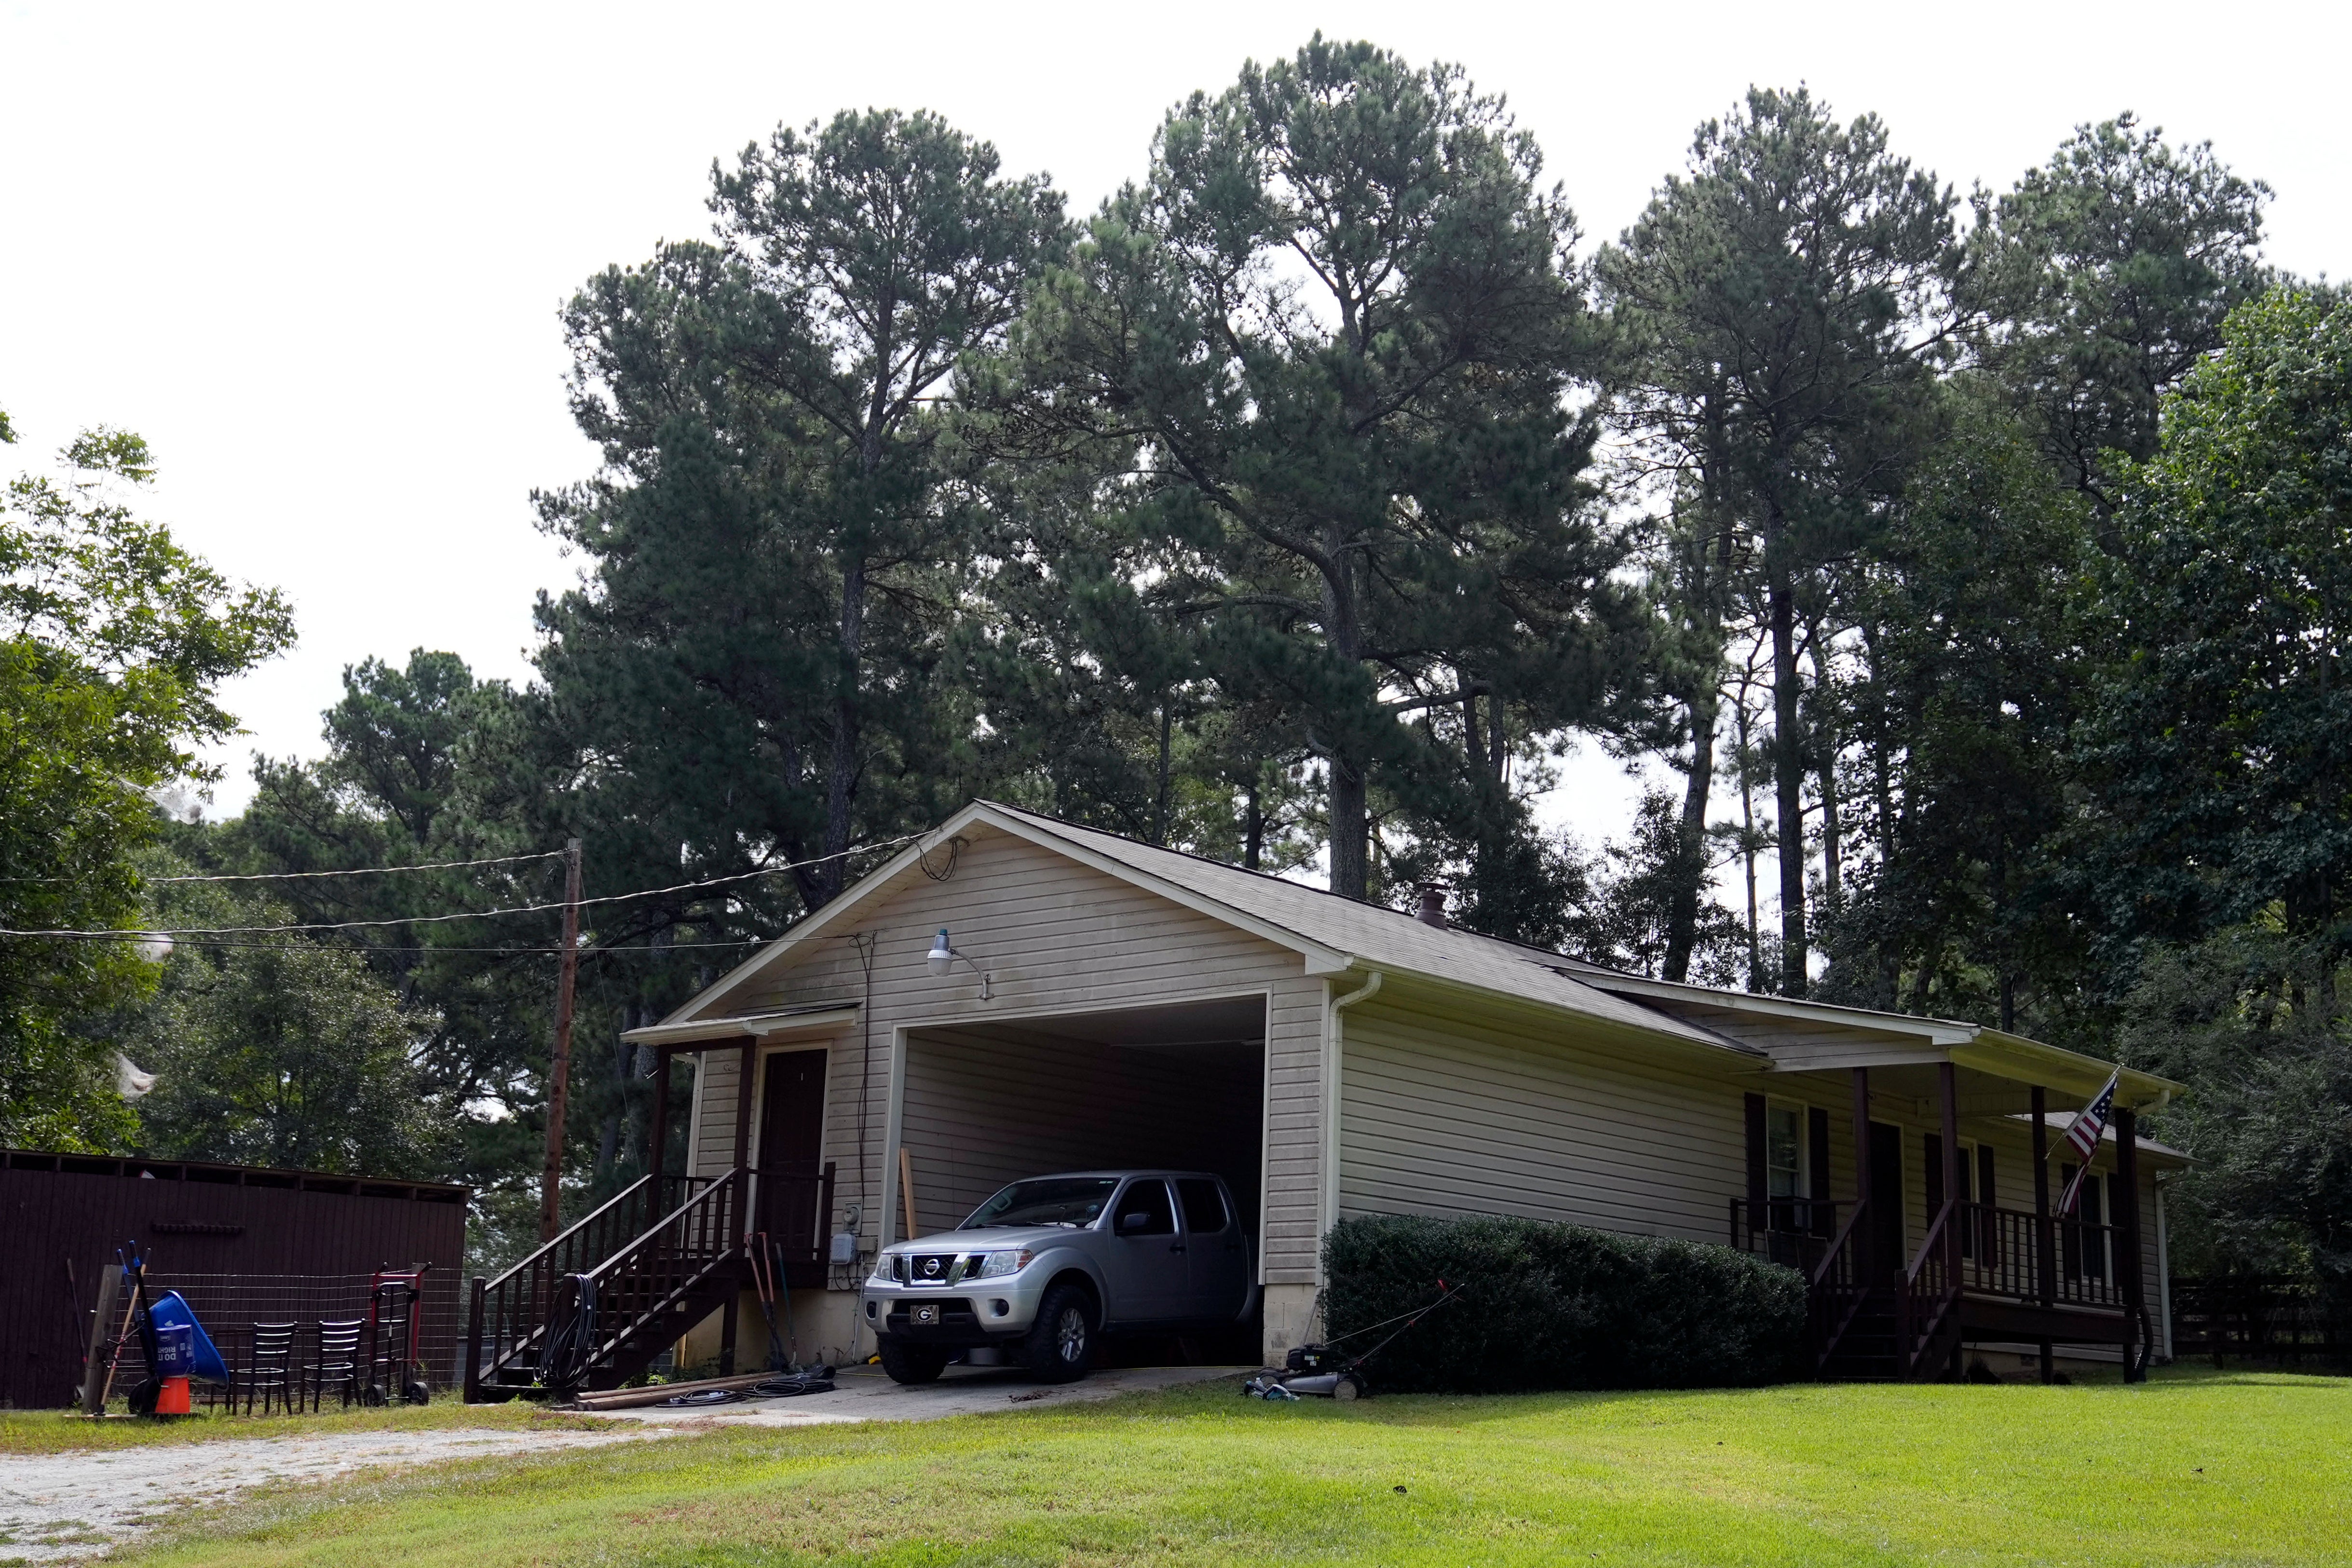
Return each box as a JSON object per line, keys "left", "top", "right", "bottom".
{"left": 155, "top": 1375, "right": 192, "bottom": 1415}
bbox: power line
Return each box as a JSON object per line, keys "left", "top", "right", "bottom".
{"left": 0, "top": 849, "right": 564, "bottom": 885}
{"left": 0, "top": 832, "right": 924, "bottom": 941}
{"left": 59, "top": 937, "right": 765, "bottom": 955}
{"left": 155, "top": 851, "right": 567, "bottom": 882}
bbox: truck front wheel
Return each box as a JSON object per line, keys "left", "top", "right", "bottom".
{"left": 1023, "top": 1283, "right": 1096, "bottom": 1383}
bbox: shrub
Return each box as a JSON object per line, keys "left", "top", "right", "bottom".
{"left": 1319, "top": 1212, "right": 1807, "bottom": 1393}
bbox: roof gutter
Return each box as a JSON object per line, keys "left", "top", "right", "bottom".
{"left": 1951, "top": 1028, "right": 2185, "bottom": 1111}
{"left": 1322, "top": 970, "right": 1383, "bottom": 1240}
{"left": 621, "top": 1004, "right": 860, "bottom": 1048}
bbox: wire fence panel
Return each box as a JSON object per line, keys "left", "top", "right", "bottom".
{"left": 91, "top": 1271, "right": 466, "bottom": 1405}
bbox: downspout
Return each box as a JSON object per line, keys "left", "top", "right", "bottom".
{"left": 2148, "top": 1086, "right": 2175, "bottom": 1365}
{"left": 2154, "top": 1173, "right": 2175, "bottom": 1364}
{"left": 1322, "top": 970, "right": 1383, "bottom": 1243}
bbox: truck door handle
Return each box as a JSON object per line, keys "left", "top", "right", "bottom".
{"left": 1169, "top": 1244, "right": 1186, "bottom": 1253}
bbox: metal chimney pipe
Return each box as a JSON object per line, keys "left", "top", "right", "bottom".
{"left": 1416, "top": 887, "right": 1446, "bottom": 929}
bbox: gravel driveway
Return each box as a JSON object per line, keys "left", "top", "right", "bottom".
{"left": 0, "top": 1426, "right": 658, "bottom": 1563}
{"left": 0, "top": 1365, "right": 1239, "bottom": 1562}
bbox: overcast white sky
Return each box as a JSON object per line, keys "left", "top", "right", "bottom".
{"left": 2, "top": 0, "right": 2343, "bottom": 874}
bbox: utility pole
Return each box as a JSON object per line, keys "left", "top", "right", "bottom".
{"left": 539, "top": 838, "right": 584, "bottom": 1242}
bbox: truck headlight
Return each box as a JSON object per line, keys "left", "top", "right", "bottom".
{"left": 974, "top": 1249, "right": 1034, "bottom": 1279}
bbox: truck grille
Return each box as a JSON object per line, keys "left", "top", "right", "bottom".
{"left": 906, "top": 1252, "right": 964, "bottom": 1284}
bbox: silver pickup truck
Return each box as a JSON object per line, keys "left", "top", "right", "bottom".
{"left": 860, "top": 1169, "right": 1257, "bottom": 1384}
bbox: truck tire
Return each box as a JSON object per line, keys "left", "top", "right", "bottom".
{"left": 876, "top": 1335, "right": 949, "bottom": 1385}
{"left": 1023, "top": 1282, "right": 1096, "bottom": 1383}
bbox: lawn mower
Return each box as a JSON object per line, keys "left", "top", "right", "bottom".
{"left": 1241, "top": 1280, "right": 1465, "bottom": 1402}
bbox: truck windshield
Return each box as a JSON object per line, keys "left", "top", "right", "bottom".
{"left": 961, "top": 1176, "right": 1120, "bottom": 1229}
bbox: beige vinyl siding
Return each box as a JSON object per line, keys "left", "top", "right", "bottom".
{"left": 1335, "top": 987, "right": 2168, "bottom": 1343}
{"left": 897, "top": 1027, "right": 1261, "bottom": 1238}
{"left": 685, "top": 826, "right": 1327, "bottom": 1283}
{"left": 1335, "top": 986, "right": 1766, "bottom": 1242}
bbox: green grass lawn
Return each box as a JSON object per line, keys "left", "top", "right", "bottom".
{"left": 111, "top": 1368, "right": 2350, "bottom": 1567}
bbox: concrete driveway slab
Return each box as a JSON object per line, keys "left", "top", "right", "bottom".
{"left": 583, "top": 1362, "right": 1244, "bottom": 1428}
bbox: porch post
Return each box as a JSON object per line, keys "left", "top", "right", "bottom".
{"left": 647, "top": 1048, "right": 671, "bottom": 1189}
{"left": 1938, "top": 1061, "right": 1961, "bottom": 1281}
{"left": 1850, "top": 1067, "right": 1873, "bottom": 1280}
{"left": 721, "top": 1037, "right": 756, "bottom": 1378}
{"left": 1743, "top": 1093, "right": 1768, "bottom": 1246}
{"left": 733, "top": 1038, "right": 757, "bottom": 1172}
{"left": 2031, "top": 1084, "right": 2054, "bottom": 1383}
{"left": 733, "top": 1038, "right": 757, "bottom": 1253}
{"left": 2117, "top": 1107, "right": 2147, "bottom": 1383}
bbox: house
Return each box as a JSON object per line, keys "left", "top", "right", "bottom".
{"left": 463, "top": 800, "right": 2185, "bottom": 1397}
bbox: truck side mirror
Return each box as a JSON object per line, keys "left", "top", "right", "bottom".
{"left": 1117, "top": 1211, "right": 1150, "bottom": 1236}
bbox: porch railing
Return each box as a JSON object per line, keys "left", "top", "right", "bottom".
{"left": 465, "top": 1172, "right": 727, "bottom": 1398}
{"left": 1728, "top": 1197, "right": 1849, "bottom": 1276}
{"left": 573, "top": 1170, "right": 748, "bottom": 1376}
{"left": 1736, "top": 1197, "right": 2126, "bottom": 1316}
{"left": 1803, "top": 1199, "right": 1873, "bottom": 1371}
{"left": 1897, "top": 1199, "right": 1963, "bottom": 1379}
{"left": 1954, "top": 1202, "right": 2123, "bottom": 1311}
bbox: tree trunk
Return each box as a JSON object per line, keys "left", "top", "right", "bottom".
{"left": 1320, "top": 524, "right": 1370, "bottom": 900}
{"left": 822, "top": 552, "right": 865, "bottom": 905}
{"left": 1154, "top": 700, "right": 1173, "bottom": 845}
{"left": 1769, "top": 558, "right": 1808, "bottom": 996}
{"left": 1242, "top": 783, "right": 1265, "bottom": 871}
{"left": 1329, "top": 759, "right": 1369, "bottom": 900}
{"left": 1663, "top": 682, "right": 1717, "bottom": 983}
{"left": 1735, "top": 670, "right": 1763, "bottom": 992}
{"left": 1808, "top": 634, "right": 1841, "bottom": 910}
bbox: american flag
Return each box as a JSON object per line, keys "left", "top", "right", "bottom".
{"left": 2054, "top": 1070, "right": 2120, "bottom": 1216}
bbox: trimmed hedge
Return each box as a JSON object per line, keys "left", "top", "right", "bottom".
{"left": 1320, "top": 1213, "right": 1807, "bottom": 1393}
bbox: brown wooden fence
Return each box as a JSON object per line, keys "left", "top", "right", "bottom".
{"left": 0, "top": 1149, "right": 467, "bottom": 1409}
{"left": 2172, "top": 1276, "right": 2348, "bottom": 1368}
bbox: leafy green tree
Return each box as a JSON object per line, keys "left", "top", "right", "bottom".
{"left": 1575, "top": 789, "right": 1747, "bottom": 985}
{"left": 2116, "top": 924, "right": 2352, "bottom": 1313}
{"left": 0, "top": 426, "right": 292, "bottom": 1148}
{"left": 1598, "top": 87, "right": 1960, "bottom": 994}
{"left": 117, "top": 868, "right": 458, "bottom": 1178}
{"left": 219, "top": 653, "right": 554, "bottom": 1146}
{"left": 986, "top": 37, "right": 1640, "bottom": 907}
{"left": 1815, "top": 385, "right": 2095, "bottom": 1031}
{"left": 1969, "top": 114, "right": 2271, "bottom": 507}
{"left": 2079, "top": 287, "right": 2352, "bottom": 961}
{"left": 703, "top": 108, "right": 1070, "bottom": 904}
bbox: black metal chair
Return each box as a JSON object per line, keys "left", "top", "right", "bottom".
{"left": 306, "top": 1318, "right": 365, "bottom": 1411}
{"left": 244, "top": 1322, "right": 299, "bottom": 1416}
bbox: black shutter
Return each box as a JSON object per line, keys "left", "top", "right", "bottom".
{"left": 1808, "top": 1106, "right": 1833, "bottom": 1236}
{"left": 1973, "top": 1144, "right": 1997, "bottom": 1263}
{"left": 2061, "top": 1163, "right": 2083, "bottom": 1278}
{"left": 1744, "top": 1094, "right": 1768, "bottom": 1220}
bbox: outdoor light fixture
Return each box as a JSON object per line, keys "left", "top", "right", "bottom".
{"left": 925, "top": 927, "right": 992, "bottom": 999}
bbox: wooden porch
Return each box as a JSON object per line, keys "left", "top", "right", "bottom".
{"left": 1732, "top": 1064, "right": 2157, "bottom": 1383}
{"left": 464, "top": 1033, "right": 839, "bottom": 1400}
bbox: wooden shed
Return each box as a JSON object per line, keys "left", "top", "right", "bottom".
{"left": 0, "top": 1149, "right": 467, "bottom": 1409}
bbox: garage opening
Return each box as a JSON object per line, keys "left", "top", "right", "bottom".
{"left": 896, "top": 994, "right": 1266, "bottom": 1264}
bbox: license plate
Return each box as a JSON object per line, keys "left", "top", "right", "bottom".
{"left": 911, "top": 1304, "right": 941, "bottom": 1326}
